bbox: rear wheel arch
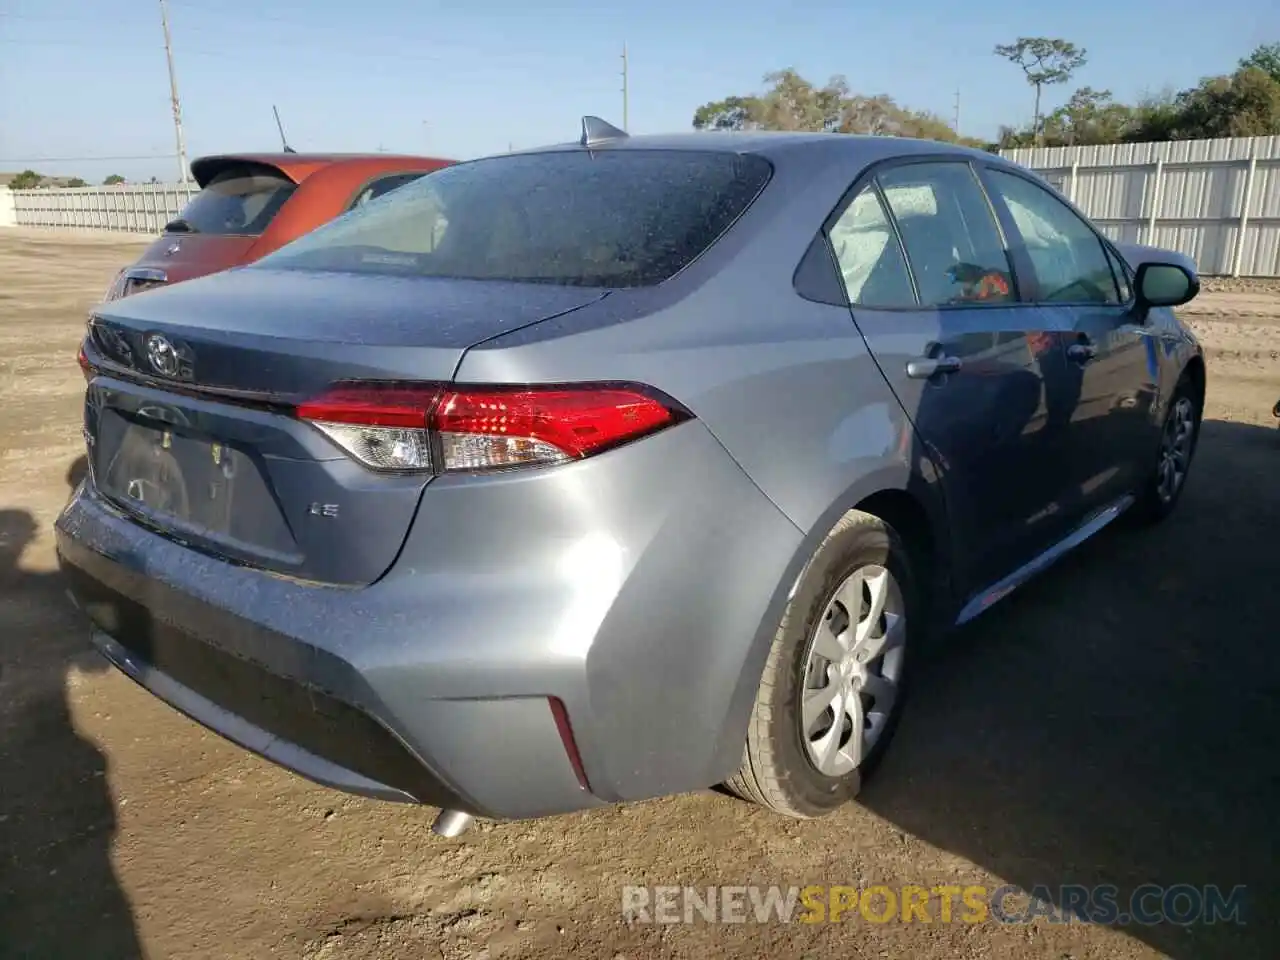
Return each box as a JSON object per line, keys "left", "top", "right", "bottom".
{"left": 713, "top": 479, "right": 949, "bottom": 786}
{"left": 788, "top": 473, "right": 950, "bottom": 613}
{"left": 854, "top": 489, "right": 939, "bottom": 589}
{"left": 1181, "top": 354, "right": 1206, "bottom": 406}
{"left": 724, "top": 503, "right": 923, "bottom": 815}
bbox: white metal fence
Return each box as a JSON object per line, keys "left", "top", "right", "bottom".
{"left": 1001, "top": 135, "right": 1280, "bottom": 277}
{"left": 5, "top": 182, "right": 198, "bottom": 234}
{"left": 5, "top": 135, "right": 1280, "bottom": 276}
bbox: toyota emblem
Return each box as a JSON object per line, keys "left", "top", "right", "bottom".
{"left": 145, "top": 334, "right": 181, "bottom": 377}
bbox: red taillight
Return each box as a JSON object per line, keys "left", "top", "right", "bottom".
{"left": 296, "top": 385, "right": 440, "bottom": 473}
{"left": 435, "top": 385, "right": 680, "bottom": 470}
{"left": 296, "top": 385, "right": 442, "bottom": 428}
{"left": 77, "top": 341, "right": 94, "bottom": 381}
{"left": 295, "top": 382, "right": 687, "bottom": 474}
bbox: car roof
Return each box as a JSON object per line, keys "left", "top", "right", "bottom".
{"left": 189, "top": 153, "right": 451, "bottom": 189}
{"left": 514, "top": 130, "right": 1002, "bottom": 168}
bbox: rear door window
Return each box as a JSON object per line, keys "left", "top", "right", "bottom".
{"left": 260, "top": 150, "right": 773, "bottom": 287}
{"left": 876, "top": 162, "right": 1016, "bottom": 307}
{"left": 828, "top": 187, "right": 916, "bottom": 308}
{"left": 171, "top": 168, "right": 297, "bottom": 236}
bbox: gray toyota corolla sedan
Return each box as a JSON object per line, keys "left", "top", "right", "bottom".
{"left": 59, "top": 118, "right": 1206, "bottom": 836}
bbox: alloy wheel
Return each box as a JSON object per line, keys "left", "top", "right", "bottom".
{"left": 1157, "top": 396, "right": 1196, "bottom": 504}
{"left": 800, "top": 564, "right": 906, "bottom": 777}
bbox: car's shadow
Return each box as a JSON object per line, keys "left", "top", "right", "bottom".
{"left": 860, "top": 418, "right": 1280, "bottom": 959}
{"left": 0, "top": 455, "right": 143, "bottom": 959}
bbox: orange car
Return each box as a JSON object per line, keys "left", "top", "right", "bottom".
{"left": 103, "top": 152, "right": 453, "bottom": 300}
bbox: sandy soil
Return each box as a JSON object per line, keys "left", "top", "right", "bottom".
{"left": 1, "top": 227, "right": 1278, "bottom": 960}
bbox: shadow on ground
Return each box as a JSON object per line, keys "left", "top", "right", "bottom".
{"left": 0, "top": 455, "right": 142, "bottom": 960}
{"left": 861, "top": 419, "right": 1280, "bottom": 959}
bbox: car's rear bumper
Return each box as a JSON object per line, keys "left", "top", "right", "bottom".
{"left": 56, "top": 420, "right": 805, "bottom": 819}
{"left": 58, "top": 530, "right": 593, "bottom": 818}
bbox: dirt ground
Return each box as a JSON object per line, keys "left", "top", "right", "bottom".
{"left": 1, "top": 227, "right": 1277, "bottom": 960}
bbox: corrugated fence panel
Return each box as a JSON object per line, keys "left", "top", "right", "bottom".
{"left": 1001, "top": 135, "right": 1280, "bottom": 170}
{"left": 1000, "top": 135, "right": 1280, "bottom": 277}
{"left": 9, "top": 142, "right": 1280, "bottom": 276}
{"left": 7, "top": 183, "right": 198, "bottom": 233}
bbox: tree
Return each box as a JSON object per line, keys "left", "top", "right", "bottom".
{"left": 692, "top": 69, "right": 985, "bottom": 147}
{"left": 66, "top": 178, "right": 87, "bottom": 188}
{"left": 1170, "top": 67, "right": 1280, "bottom": 139}
{"left": 1124, "top": 89, "right": 1182, "bottom": 142}
{"left": 8, "top": 169, "right": 41, "bottom": 190}
{"left": 692, "top": 95, "right": 762, "bottom": 131}
{"left": 1239, "top": 42, "right": 1280, "bottom": 85}
{"left": 103, "top": 174, "right": 126, "bottom": 185}
{"left": 994, "top": 37, "right": 1088, "bottom": 145}
{"left": 1040, "top": 88, "right": 1135, "bottom": 146}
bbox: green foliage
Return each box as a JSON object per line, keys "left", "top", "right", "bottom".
{"left": 1172, "top": 68, "right": 1280, "bottom": 138}
{"left": 996, "top": 43, "right": 1280, "bottom": 148}
{"left": 705, "top": 41, "right": 1280, "bottom": 152}
{"left": 65, "top": 178, "right": 87, "bottom": 188}
{"left": 994, "top": 37, "right": 1089, "bottom": 145}
{"left": 692, "top": 95, "right": 761, "bottom": 131}
{"left": 691, "top": 68, "right": 985, "bottom": 148}
{"left": 103, "top": 174, "right": 126, "bottom": 185}
{"left": 994, "top": 37, "right": 1088, "bottom": 89}
{"left": 8, "top": 169, "right": 41, "bottom": 190}
{"left": 1239, "top": 42, "right": 1280, "bottom": 84}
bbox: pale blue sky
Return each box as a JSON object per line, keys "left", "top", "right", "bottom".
{"left": 1, "top": 0, "right": 1275, "bottom": 182}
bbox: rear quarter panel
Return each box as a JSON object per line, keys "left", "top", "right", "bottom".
{"left": 453, "top": 146, "right": 952, "bottom": 785}
{"left": 456, "top": 145, "right": 949, "bottom": 545}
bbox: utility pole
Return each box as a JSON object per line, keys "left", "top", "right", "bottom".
{"left": 158, "top": 0, "right": 189, "bottom": 183}
{"left": 620, "top": 43, "right": 629, "bottom": 132}
{"left": 952, "top": 89, "right": 961, "bottom": 136}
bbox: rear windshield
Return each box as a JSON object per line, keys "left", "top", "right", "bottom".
{"left": 171, "top": 167, "right": 297, "bottom": 236}
{"left": 256, "top": 150, "right": 773, "bottom": 287}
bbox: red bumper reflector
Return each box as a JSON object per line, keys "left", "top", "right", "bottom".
{"left": 548, "top": 697, "right": 591, "bottom": 792}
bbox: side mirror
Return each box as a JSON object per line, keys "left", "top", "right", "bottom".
{"left": 1134, "top": 261, "right": 1199, "bottom": 309}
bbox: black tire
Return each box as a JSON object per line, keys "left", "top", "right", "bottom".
{"left": 1130, "top": 374, "right": 1203, "bottom": 525}
{"left": 724, "top": 510, "right": 918, "bottom": 818}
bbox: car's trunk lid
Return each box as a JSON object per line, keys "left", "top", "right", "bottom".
{"left": 130, "top": 233, "right": 261, "bottom": 287}
{"left": 84, "top": 268, "right": 609, "bottom": 585}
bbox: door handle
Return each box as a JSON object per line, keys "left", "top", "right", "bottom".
{"left": 906, "top": 355, "right": 962, "bottom": 379}
{"left": 1066, "top": 342, "right": 1098, "bottom": 364}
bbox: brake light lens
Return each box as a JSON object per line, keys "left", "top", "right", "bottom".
{"left": 435, "top": 386, "right": 679, "bottom": 470}
{"left": 296, "top": 382, "right": 687, "bottom": 474}
{"left": 77, "top": 340, "right": 94, "bottom": 381}
{"left": 297, "top": 385, "right": 441, "bottom": 472}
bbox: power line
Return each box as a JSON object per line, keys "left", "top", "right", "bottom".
{"left": 0, "top": 155, "right": 178, "bottom": 163}
{"left": 0, "top": 35, "right": 463, "bottom": 67}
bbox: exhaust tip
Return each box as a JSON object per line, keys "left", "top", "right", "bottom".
{"left": 431, "top": 809, "right": 474, "bottom": 838}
